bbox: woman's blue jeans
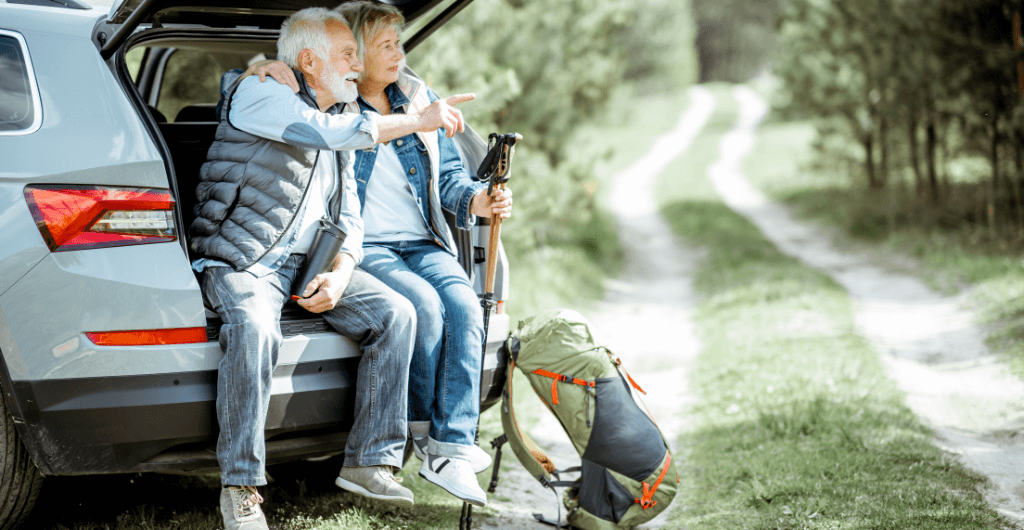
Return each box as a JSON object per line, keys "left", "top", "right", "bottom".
{"left": 202, "top": 255, "right": 416, "bottom": 486}
{"left": 361, "top": 241, "right": 484, "bottom": 456}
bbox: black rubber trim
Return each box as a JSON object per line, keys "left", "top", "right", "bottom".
{"left": 109, "top": 35, "right": 190, "bottom": 260}
{"left": 0, "top": 348, "right": 52, "bottom": 475}
{"left": 205, "top": 305, "right": 341, "bottom": 342}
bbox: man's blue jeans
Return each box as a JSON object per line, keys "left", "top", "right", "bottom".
{"left": 202, "top": 255, "right": 415, "bottom": 486}
{"left": 361, "top": 241, "right": 484, "bottom": 458}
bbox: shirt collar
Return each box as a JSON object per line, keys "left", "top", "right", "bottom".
{"left": 356, "top": 81, "right": 415, "bottom": 115}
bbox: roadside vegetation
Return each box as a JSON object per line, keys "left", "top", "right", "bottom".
{"left": 765, "top": 0, "right": 1024, "bottom": 379}
{"left": 410, "top": 0, "right": 697, "bottom": 324}
{"left": 742, "top": 108, "right": 1024, "bottom": 381}
{"left": 659, "top": 86, "right": 1011, "bottom": 529}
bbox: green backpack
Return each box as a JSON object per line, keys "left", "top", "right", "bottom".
{"left": 490, "top": 308, "right": 678, "bottom": 529}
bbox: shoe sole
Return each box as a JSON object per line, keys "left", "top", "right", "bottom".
{"left": 335, "top": 476, "right": 414, "bottom": 507}
{"left": 418, "top": 468, "right": 487, "bottom": 507}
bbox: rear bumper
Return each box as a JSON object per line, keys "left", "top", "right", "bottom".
{"left": 11, "top": 355, "right": 361, "bottom": 475}
{"left": 6, "top": 330, "right": 508, "bottom": 476}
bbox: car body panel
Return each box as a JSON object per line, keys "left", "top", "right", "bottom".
{"left": 0, "top": 29, "right": 166, "bottom": 189}
{"left": 0, "top": 183, "right": 48, "bottom": 297}
{"left": 0, "top": 243, "right": 204, "bottom": 381}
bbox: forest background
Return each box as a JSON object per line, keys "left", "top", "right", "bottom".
{"left": 410, "top": 0, "right": 1024, "bottom": 323}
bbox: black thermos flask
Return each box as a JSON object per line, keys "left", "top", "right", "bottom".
{"left": 290, "top": 218, "right": 346, "bottom": 300}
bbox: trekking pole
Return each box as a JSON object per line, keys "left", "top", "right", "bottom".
{"left": 460, "top": 132, "right": 521, "bottom": 530}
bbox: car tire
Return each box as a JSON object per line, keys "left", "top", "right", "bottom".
{"left": 0, "top": 386, "right": 43, "bottom": 530}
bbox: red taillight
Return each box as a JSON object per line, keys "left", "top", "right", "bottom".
{"left": 24, "top": 185, "right": 176, "bottom": 252}
{"left": 86, "top": 327, "right": 208, "bottom": 346}
{"left": 496, "top": 301, "right": 505, "bottom": 315}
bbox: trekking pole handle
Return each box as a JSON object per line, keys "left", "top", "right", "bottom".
{"left": 482, "top": 133, "right": 521, "bottom": 295}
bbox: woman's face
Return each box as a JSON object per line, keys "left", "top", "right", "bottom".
{"left": 361, "top": 25, "right": 404, "bottom": 87}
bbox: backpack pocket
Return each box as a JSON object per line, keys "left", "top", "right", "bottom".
{"left": 574, "top": 458, "right": 635, "bottom": 524}
{"left": 581, "top": 375, "right": 665, "bottom": 481}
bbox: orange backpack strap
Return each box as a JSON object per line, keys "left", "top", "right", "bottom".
{"left": 531, "top": 369, "right": 595, "bottom": 405}
{"left": 635, "top": 452, "right": 671, "bottom": 510}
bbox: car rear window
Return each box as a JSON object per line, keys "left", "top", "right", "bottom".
{"left": 0, "top": 31, "right": 40, "bottom": 134}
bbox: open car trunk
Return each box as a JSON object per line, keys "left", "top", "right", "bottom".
{"left": 116, "top": 21, "right": 509, "bottom": 414}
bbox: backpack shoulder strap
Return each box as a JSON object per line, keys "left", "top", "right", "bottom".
{"left": 500, "top": 337, "right": 556, "bottom": 483}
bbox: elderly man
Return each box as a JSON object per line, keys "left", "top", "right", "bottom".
{"left": 190, "top": 8, "right": 474, "bottom": 530}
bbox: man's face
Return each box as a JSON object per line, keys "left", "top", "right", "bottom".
{"left": 320, "top": 21, "right": 363, "bottom": 103}
{"left": 362, "top": 26, "right": 404, "bottom": 86}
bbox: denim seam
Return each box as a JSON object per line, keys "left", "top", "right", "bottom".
{"left": 222, "top": 324, "right": 236, "bottom": 484}
{"left": 437, "top": 315, "right": 452, "bottom": 442}
{"left": 344, "top": 300, "right": 383, "bottom": 431}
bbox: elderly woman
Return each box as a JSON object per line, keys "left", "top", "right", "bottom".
{"left": 244, "top": 0, "right": 511, "bottom": 507}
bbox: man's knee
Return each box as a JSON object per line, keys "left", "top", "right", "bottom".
{"left": 220, "top": 317, "right": 282, "bottom": 354}
{"left": 382, "top": 289, "right": 417, "bottom": 331}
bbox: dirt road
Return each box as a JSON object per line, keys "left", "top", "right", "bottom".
{"left": 476, "top": 87, "right": 716, "bottom": 529}
{"left": 711, "top": 84, "right": 1024, "bottom": 525}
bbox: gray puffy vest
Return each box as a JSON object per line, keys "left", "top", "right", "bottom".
{"left": 189, "top": 70, "right": 345, "bottom": 270}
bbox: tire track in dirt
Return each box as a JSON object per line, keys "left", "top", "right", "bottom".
{"left": 709, "top": 84, "right": 1024, "bottom": 526}
{"left": 476, "top": 86, "right": 715, "bottom": 529}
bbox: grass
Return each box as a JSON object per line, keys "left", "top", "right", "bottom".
{"left": 740, "top": 114, "right": 1024, "bottom": 380}
{"left": 657, "top": 86, "right": 1010, "bottom": 529}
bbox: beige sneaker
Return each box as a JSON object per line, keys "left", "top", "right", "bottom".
{"left": 219, "top": 486, "right": 268, "bottom": 530}
{"left": 335, "top": 465, "right": 414, "bottom": 506}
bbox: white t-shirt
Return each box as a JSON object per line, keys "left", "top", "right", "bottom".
{"left": 362, "top": 142, "right": 431, "bottom": 243}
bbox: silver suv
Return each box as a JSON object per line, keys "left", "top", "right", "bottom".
{"left": 0, "top": 1, "right": 509, "bottom": 528}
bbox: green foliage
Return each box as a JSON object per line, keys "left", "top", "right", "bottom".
{"left": 772, "top": 0, "right": 1024, "bottom": 235}
{"left": 691, "top": 0, "right": 784, "bottom": 83}
{"left": 408, "top": 0, "right": 699, "bottom": 315}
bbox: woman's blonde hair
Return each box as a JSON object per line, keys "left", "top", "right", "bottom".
{"left": 333, "top": 1, "right": 405, "bottom": 64}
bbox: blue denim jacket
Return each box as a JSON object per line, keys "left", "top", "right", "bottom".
{"left": 353, "top": 82, "right": 485, "bottom": 255}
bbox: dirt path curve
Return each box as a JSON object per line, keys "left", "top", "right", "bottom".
{"left": 711, "top": 84, "right": 1024, "bottom": 525}
{"left": 476, "top": 87, "right": 716, "bottom": 529}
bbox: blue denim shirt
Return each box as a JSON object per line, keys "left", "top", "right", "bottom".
{"left": 353, "top": 83, "right": 485, "bottom": 254}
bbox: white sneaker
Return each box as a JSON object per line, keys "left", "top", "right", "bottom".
{"left": 412, "top": 436, "right": 493, "bottom": 474}
{"left": 419, "top": 454, "right": 487, "bottom": 507}
{"left": 466, "top": 444, "right": 492, "bottom": 474}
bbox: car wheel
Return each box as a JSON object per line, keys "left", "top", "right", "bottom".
{"left": 0, "top": 385, "right": 43, "bottom": 530}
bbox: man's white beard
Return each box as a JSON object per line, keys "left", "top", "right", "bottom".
{"left": 325, "top": 66, "right": 359, "bottom": 103}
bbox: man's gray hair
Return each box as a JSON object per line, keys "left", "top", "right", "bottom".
{"left": 277, "top": 7, "right": 351, "bottom": 67}
{"left": 332, "top": 1, "right": 405, "bottom": 63}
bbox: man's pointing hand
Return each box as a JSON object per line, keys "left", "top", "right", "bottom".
{"left": 418, "top": 93, "right": 476, "bottom": 138}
